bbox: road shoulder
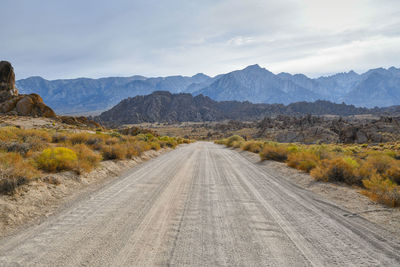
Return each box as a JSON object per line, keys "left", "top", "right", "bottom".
{"left": 0, "top": 147, "right": 173, "bottom": 238}
{"left": 236, "top": 148, "right": 400, "bottom": 237}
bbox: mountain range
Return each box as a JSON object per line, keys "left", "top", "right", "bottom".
{"left": 16, "top": 65, "right": 400, "bottom": 114}
{"left": 96, "top": 91, "right": 395, "bottom": 125}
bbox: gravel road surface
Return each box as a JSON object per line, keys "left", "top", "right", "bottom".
{"left": 1, "top": 142, "right": 399, "bottom": 266}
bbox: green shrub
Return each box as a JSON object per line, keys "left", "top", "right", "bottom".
{"left": 36, "top": 147, "right": 78, "bottom": 172}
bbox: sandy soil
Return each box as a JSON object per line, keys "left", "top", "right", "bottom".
{"left": 0, "top": 142, "right": 398, "bottom": 266}
{"left": 0, "top": 148, "right": 171, "bottom": 238}
{"left": 238, "top": 149, "right": 400, "bottom": 236}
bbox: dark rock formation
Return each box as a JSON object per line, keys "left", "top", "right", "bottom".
{"left": 96, "top": 91, "right": 378, "bottom": 126}
{"left": 0, "top": 61, "right": 18, "bottom": 102}
{"left": 0, "top": 61, "right": 56, "bottom": 118}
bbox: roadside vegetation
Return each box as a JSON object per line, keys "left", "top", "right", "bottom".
{"left": 216, "top": 136, "right": 400, "bottom": 207}
{"left": 0, "top": 126, "right": 191, "bottom": 194}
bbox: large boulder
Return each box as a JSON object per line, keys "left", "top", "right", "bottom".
{"left": 0, "top": 61, "right": 56, "bottom": 118}
{"left": 0, "top": 61, "right": 18, "bottom": 101}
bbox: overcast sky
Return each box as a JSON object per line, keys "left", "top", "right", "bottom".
{"left": 1, "top": 0, "right": 400, "bottom": 80}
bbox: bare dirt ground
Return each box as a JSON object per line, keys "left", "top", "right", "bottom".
{"left": 0, "top": 142, "right": 399, "bottom": 266}
{"left": 0, "top": 148, "right": 171, "bottom": 238}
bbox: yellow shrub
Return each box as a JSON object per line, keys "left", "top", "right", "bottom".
{"left": 363, "top": 154, "right": 395, "bottom": 174}
{"left": 287, "top": 151, "right": 319, "bottom": 172}
{"left": 226, "top": 135, "right": 245, "bottom": 147}
{"left": 359, "top": 154, "right": 396, "bottom": 180}
{"left": 362, "top": 174, "right": 400, "bottom": 207}
{"left": 36, "top": 147, "right": 78, "bottom": 172}
{"left": 149, "top": 141, "right": 161, "bottom": 151}
{"left": 241, "top": 141, "right": 264, "bottom": 153}
{"left": 158, "top": 136, "right": 178, "bottom": 148}
{"left": 310, "top": 157, "right": 360, "bottom": 185}
{"left": 384, "top": 165, "right": 400, "bottom": 184}
{"left": 72, "top": 144, "right": 102, "bottom": 173}
{"left": 260, "top": 144, "right": 288, "bottom": 162}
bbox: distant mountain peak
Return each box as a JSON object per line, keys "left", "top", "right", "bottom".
{"left": 192, "top": 73, "right": 208, "bottom": 78}
{"left": 244, "top": 64, "right": 262, "bottom": 70}
{"left": 348, "top": 70, "right": 358, "bottom": 75}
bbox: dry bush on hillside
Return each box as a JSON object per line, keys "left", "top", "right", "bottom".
{"left": 0, "top": 153, "right": 40, "bottom": 194}
{"left": 72, "top": 144, "right": 102, "bottom": 174}
{"left": 101, "top": 144, "right": 128, "bottom": 160}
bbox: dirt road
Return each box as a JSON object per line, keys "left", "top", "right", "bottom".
{"left": 1, "top": 142, "right": 399, "bottom": 266}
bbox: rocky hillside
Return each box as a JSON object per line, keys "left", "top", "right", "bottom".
{"left": 96, "top": 91, "right": 389, "bottom": 125}
{"left": 17, "top": 65, "right": 400, "bottom": 114}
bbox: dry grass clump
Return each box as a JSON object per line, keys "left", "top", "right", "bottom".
{"left": 72, "top": 144, "right": 102, "bottom": 174}
{"left": 149, "top": 141, "right": 161, "bottom": 150}
{"left": 385, "top": 165, "right": 400, "bottom": 184}
{"left": 310, "top": 157, "right": 360, "bottom": 185}
{"left": 361, "top": 154, "right": 395, "bottom": 175}
{"left": 69, "top": 133, "right": 91, "bottom": 145}
{"left": 101, "top": 144, "right": 128, "bottom": 160}
{"left": 241, "top": 140, "right": 264, "bottom": 153}
{"left": 362, "top": 174, "right": 400, "bottom": 207}
{"left": 0, "top": 153, "right": 40, "bottom": 194}
{"left": 52, "top": 133, "right": 68, "bottom": 143}
{"left": 260, "top": 143, "right": 289, "bottom": 162}
{"left": 287, "top": 151, "right": 320, "bottom": 172}
{"left": 36, "top": 147, "right": 78, "bottom": 172}
{"left": 226, "top": 135, "right": 244, "bottom": 147}
{"left": 158, "top": 136, "right": 179, "bottom": 148}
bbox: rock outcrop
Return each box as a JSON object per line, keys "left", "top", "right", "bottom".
{"left": 0, "top": 61, "right": 56, "bottom": 118}
{"left": 256, "top": 115, "right": 400, "bottom": 144}
{"left": 0, "top": 61, "right": 18, "bottom": 101}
